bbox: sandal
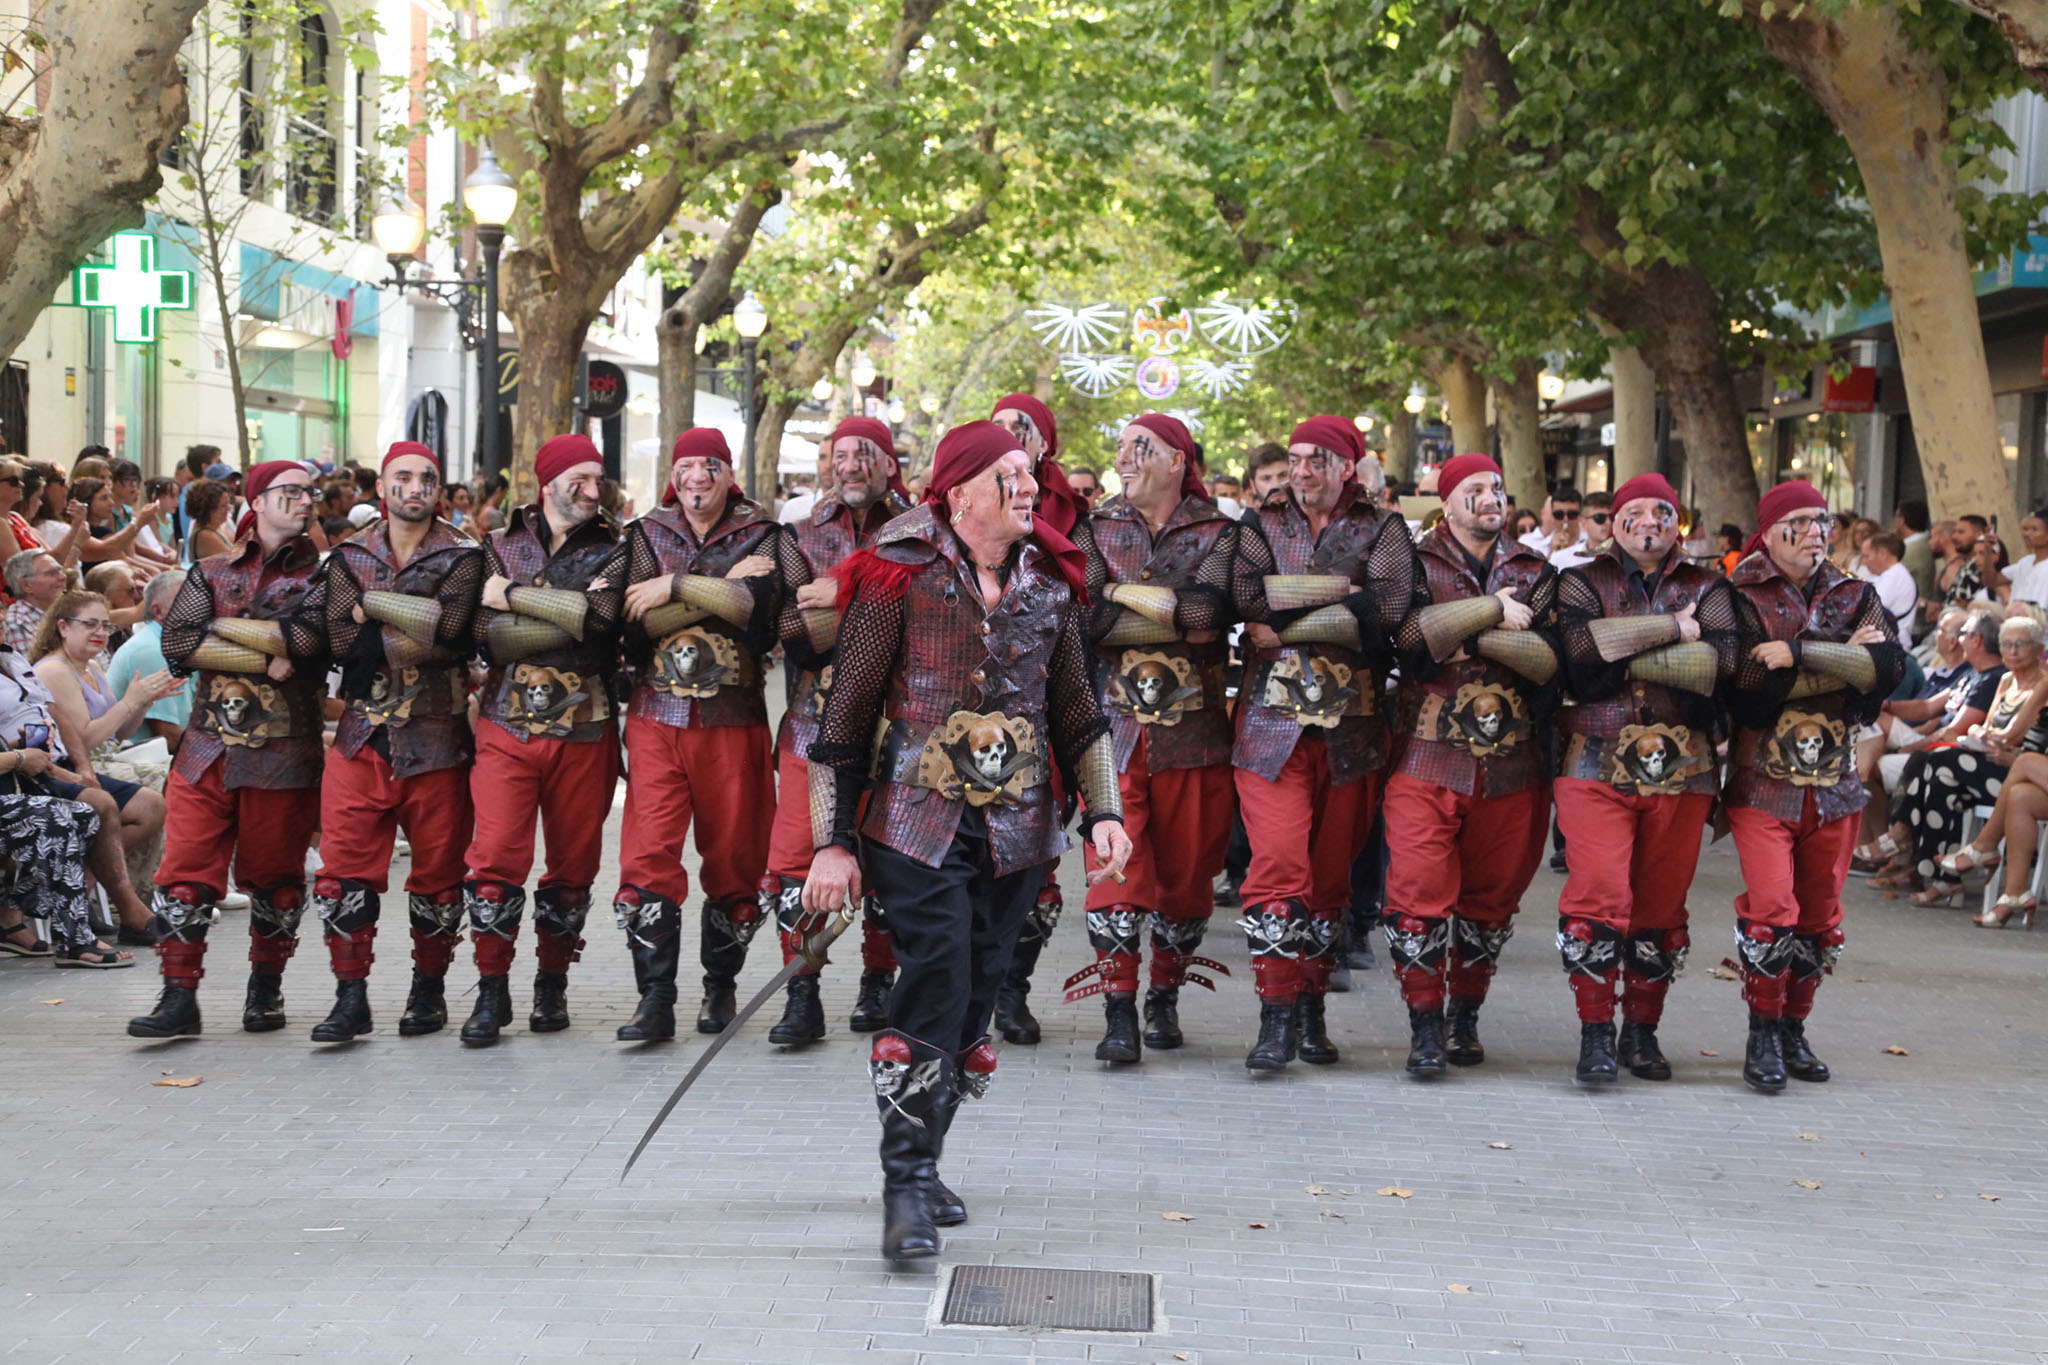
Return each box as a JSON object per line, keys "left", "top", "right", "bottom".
{"left": 1908, "top": 880, "right": 1965, "bottom": 908}
{"left": 54, "top": 944, "right": 134, "bottom": 969}
{"left": 1868, "top": 868, "right": 1921, "bottom": 891}
{"left": 1854, "top": 832, "right": 1906, "bottom": 864}
{"left": 1977, "top": 894, "right": 2037, "bottom": 929}
{"left": 1936, "top": 845, "right": 2001, "bottom": 878}
{"left": 0, "top": 920, "right": 52, "bottom": 958}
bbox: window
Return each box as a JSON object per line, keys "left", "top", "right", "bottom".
{"left": 284, "top": 9, "right": 338, "bottom": 223}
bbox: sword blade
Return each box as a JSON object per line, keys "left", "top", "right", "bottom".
{"left": 620, "top": 902, "right": 856, "bottom": 1181}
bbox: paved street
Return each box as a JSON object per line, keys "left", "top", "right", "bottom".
{"left": 4, "top": 787, "right": 2047, "bottom": 1364}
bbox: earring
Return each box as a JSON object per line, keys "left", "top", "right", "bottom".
{"left": 951, "top": 504, "right": 967, "bottom": 527}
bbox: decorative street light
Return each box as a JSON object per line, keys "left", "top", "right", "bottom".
{"left": 464, "top": 144, "right": 518, "bottom": 482}
{"left": 849, "top": 352, "right": 878, "bottom": 389}
{"left": 373, "top": 198, "right": 484, "bottom": 349}
{"left": 887, "top": 397, "right": 907, "bottom": 425}
{"left": 811, "top": 375, "right": 834, "bottom": 403}
{"left": 1538, "top": 371, "right": 1567, "bottom": 403}
{"left": 733, "top": 292, "right": 769, "bottom": 500}
{"left": 1353, "top": 413, "right": 1374, "bottom": 433}
{"left": 1403, "top": 383, "right": 1428, "bottom": 416}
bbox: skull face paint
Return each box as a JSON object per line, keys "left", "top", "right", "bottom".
{"left": 1286, "top": 443, "right": 1349, "bottom": 516}
{"left": 1115, "top": 425, "right": 1183, "bottom": 507}
{"left": 831, "top": 437, "right": 894, "bottom": 509}
{"left": 949, "top": 447, "right": 1038, "bottom": 548}
{"left": 1766, "top": 510, "right": 1832, "bottom": 581}
{"left": 379, "top": 454, "right": 442, "bottom": 525}
{"left": 671, "top": 455, "right": 734, "bottom": 516}
{"left": 1616, "top": 496, "right": 1680, "bottom": 565}
{"left": 991, "top": 407, "right": 1046, "bottom": 459}
{"left": 1444, "top": 471, "right": 1507, "bottom": 543}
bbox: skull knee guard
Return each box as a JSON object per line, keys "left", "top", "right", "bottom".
{"left": 1557, "top": 917, "right": 1621, "bottom": 1022}
{"left": 764, "top": 875, "right": 821, "bottom": 975}
{"left": 1734, "top": 920, "right": 1797, "bottom": 1018}
{"left": 1447, "top": 915, "right": 1514, "bottom": 1003}
{"left": 465, "top": 880, "right": 526, "bottom": 977}
{"left": 312, "top": 877, "right": 380, "bottom": 980}
{"left": 700, "top": 896, "right": 762, "bottom": 984}
{"left": 1297, "top": 909, "right": 1341, "bottom": 995}
{"left": 1239, "top": 898, "right": 1308, "bottom": 1003}
{"left": 614, "top": 884, "right": 682, "bottom": 948}
{"left": 152, "top": 885, "right": 215, "bottom": 987}
{"left": 956, "top": 1036, "right": 997, "bottom": 1101}
{"left": 869, "top": 1030, "right": 952, "bottom": 1129}
{"left": 1382, "top": 911, "right": 1450, "bottom": 1012}
{"left": 1023, "top": 879, "right": 1063, "bottom": 946}
{"left": 1784, "top": 927, "right": 1843, "bottom": 1021}
{"left": 407, "top": 890, "right": 464, "bottom": 976}
{"left": 245, "top": 884, "right": 306, "bottom": 971}
{"left": 1149, "top": 913, "right": 1229, "bottom": 991}
{"left": 1064, "top": 904, "right": 1144, "bottom": 1001}
{"left": 533, "top": 886, "right": 590, "bottom": 973}
{"left": 1621, "top": 927, "right": 1688, "bottom": 1025}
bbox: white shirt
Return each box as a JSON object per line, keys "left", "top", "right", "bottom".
{"left": 1861, "top": 561, "right": 1918, "bottom": 643}
{"left": 1215, "top": 495, "right": 1244, "bottom": 521}
{"left": 778, "top": 491, "right": 819, "bottom": 527}
{"left": 1518, "top": 527, "right": 1554, "bottom": 555}
{"left": 2008, "top": 553, "right": 2048, "bottom": 607}
{"left": 1550, "top": 536, "right": 1606, "bottom": 571}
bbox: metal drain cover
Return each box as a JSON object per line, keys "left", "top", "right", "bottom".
{"left": 938, "top": 1265, "right": 1155, "bottom": 1332}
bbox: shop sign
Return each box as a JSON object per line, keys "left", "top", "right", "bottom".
{"left": 67, "top": 231, "right": 192, "bottom": 344}
{"left": 1823, "top": 366, "right": 1877, "bottom": 413}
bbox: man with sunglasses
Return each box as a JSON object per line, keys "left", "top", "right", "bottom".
{"left": 130, "top": 460, "right": 330, "bottom": 1040}
{"left": 1722, "top": 481, "right": 1904, "bottom": 1091}
{"left": 1549, "top": 491, "right": 1615, "bottom": 570}
{"left": 458, "top": 435, "right": 627, "bottom": 1047}
{"left": 610, "top": 427, "right": 806, "bottom": 1045}
{"left": 309, "top": 441, "right": 485, "bottom": 1043}
{"left": 757, "top": 417, "right": 913, "bottom": 1045}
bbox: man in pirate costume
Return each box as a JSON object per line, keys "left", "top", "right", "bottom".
{"left": 1723, "top": 480, "right": 1903, "bottom": 1091}
{"left": 129, "top": 460, "right": 329, "bottom": 1039}
{"left": 800, "top": 421, "right": 1132, "bottom": 1261}
{"left": 760, "top": 416, "right": 912, "bottom": 1042}
{"left": 1553, "top": 473, "right": 1738, "bottom": 1083}
{"left": 613, "top": 427, "right": 808, "bottom": 1043}
{"left": 1062, "top": 412, "right": 1244, "bottom": 1064}
{"left": 1386, "top": 452, "right": 1560, "bottom": 1078}
{"left": 984, "top": 393, "right": 1088, "bottom": 1046}
{"left": 310, "top": 441, "right": 484, "bottom": 1042}
{"left": 1230, "top": 416, "right": 1417, "bottom": 1071}
{"left": 458, "top": 434, "right": 627, "bottom": 1046}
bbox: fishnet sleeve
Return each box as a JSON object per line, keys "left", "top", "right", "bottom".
{"left": 1175, "top": 522, "right": 1245, "bottom": 635}
{"left": 325, "top": 552, "right": 365, "bottom": 662}
{"left": 1557, "top": 568, "right": 1628, "bottom": 702}
{"left": 158, "top": 565, "right": 215, "bottom": 676}
{"left": 472, "top": 536, "right": 508, "bottom": 661}
{"left": 1353, "top": 513, "right": 1422, "bottom": 669}
{"left": 806, "top": 584, "right": 905, "bottom": 851}
{"left": 1070, "top": 518, "right": 1120, "bottom": 642}
{"left": 618, "top": 523, "right": 665, "bottom": 670}
{"left": 278, "top": 571, "right": 328, "bottom": 664}
{"left": 1844, "top": 582, "right": 1907, "bottom": 725}
{"left": 1698, "top": 579, "right": 1741, "bottom": 686}
{"left": 432, "top": 549, "right": 487, "bottom": 653}
{"left": 764, "top": 524, "right": 819, "bottom": 665}
{"left": 1226, "top": 520, "right": 1277, "bottom": 624}
{"left": 586, "top": 539, "right": 628, "bottom": 644}
{"left": 1728, "top": 592, "right": 1797, "bottom": 730}
{"left": 1393, "top": 546, "right": 1442, "bottom": 684}
{"left": 1046, "top": 598, "right": 1117, "bottom": 831}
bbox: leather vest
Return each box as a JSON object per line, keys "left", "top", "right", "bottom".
{"left": 1724, "top": 553, "right": 1875, "bottom": 823}
{"left": 860, "top": 505, "right": 1068, "bottom": 878}
{"left": 480, "top": 506, "right": 621, "bottom": 745}
{"left": 777, "top": 492, "right": 909, "bottom": 760}
{"left": 627, "top": 499, "right": 776, "bottom": 730}
{"left": 333, "top": 518, "right": 479, "bottom": 779}
{"left": 1557, "top": 547, "right": 1724, "bottom": 797}
{"left": 1394, "top": 522, "right": 1553, "bottom": 799}
{"left": 1090, "top": 494, "right": 1233, "bottom": 773}
{"left": 174, "top": 537, "right": 325, "bottom": 791}
{"left": 1233, "top": 487, "right": 1389, "bottom": 785}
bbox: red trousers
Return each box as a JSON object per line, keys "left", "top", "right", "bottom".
{"left": 1554, "top": 780, "right": 1712, "bottom": 934}
{"left": 1726, "top": 797, "right": 1855, "bottom": 935}
{"left": 1084, "top": 737, "right": 1233, "bottom": 916}
{"left": 319, "top": 746, "right": 473, "bottom": 894}
{"left": 766, "top": 742, "right": 818, "bottom": 883}
{"left": 1383, "top": 774, "right": 1548, "bottom": 928}
{"left": 156, "top": 762, "right": 319, "bottom": 899}
{"left": 617, "top": 714, "right": 773, "bottom": 906}
{"left": 464, "top": 720, "right": 618, "bottom": 891}
{"left": 1235, "top": 740, "right": 1380, "bottom": 913}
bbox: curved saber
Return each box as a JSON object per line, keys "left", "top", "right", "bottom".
{"left": 621, "top": 899, "right": 858, "bottom": 1181}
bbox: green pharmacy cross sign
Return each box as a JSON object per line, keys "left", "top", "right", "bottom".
{"left": 69, "top": 231, "right": 192, "bottom": 344}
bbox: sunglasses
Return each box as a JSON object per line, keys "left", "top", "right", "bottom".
{"left": 62, "top": 618, "right": 113, "bottom": 635}
{"left": 0, "top": 477, "right": 21, "bottom": 487}
{"left": 1588, "top": 513, "right": 1611, "bottom": 525}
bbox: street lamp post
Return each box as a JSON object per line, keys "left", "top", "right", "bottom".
{"left": 464, "top": 145, "right": 518, "bottom": 482}
{"left": 733, "top": 292, "right": 769, "bottom": 501}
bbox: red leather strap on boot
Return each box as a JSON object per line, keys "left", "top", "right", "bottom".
{"left": 327, "top": 926, "right": 377, "bottom": 982}
{"left": 1445, "top": 955, "right": 1497, "bottom": 1006}
{"left": 473, "top": 931, "right": 517, "bottom": 977}
{"left": 1619, "top": 972, "right": 1670, "bottom": 1025}
{"left": 159, "top": 938, "right": 207, "bottom": 988}
{"left": 1569, "top": 970, "right": 1618, "bottom": 1023}
{"left": 247, "top": 924, "right": 297, "bottom": 971}
{"left": 1784, "top": 972, "right": 1820, "bottom": 1022}
{"left": 1149, "top": 947, "right": 1189, "bottom": 990}
{"left": 1249, "top": 953, "right": 1301, "bottom": 1005}
{"left": 410, "top": 926, "right": 459, "bottom": 977}
{"left": 860, "top": 914, "right": 896, "bottom": 972}
{"left": 534, "top": 928, "right": 583, "bottom": 974}
{"left": 1392, "top": 961, "right": 1444, "bottom": 1012}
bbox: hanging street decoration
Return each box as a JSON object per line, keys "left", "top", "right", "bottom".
{"left": 1027, "top": 292, "right": 1295, "bottom": 403}
{"left": 66, "top": 231, "right": 193, "bottom": 345}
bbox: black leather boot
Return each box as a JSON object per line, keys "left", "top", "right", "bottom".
{"left": 1095, "top": 994, "right": 1141, "bottom": 1064}
{"left": 1444, "top": 997, "right": 1486, "bottom": 1066}
{"left": 1780, "top": 1018, "right": 1830, "bottom": 1082}
{"left": 310, "top": 978, "right": 373, "bottom": 1042}
{"left": 926, "top": 1093, "right": 967, "bottom": 1227}
{"left": 1574, "top": 1021, "right": 1618, "bottom": 1084}
{"left": 1743, "top": 1011, "right": 1787, "bottom": 1092}
{"left": 1142, "top": 986, "right": 1183, "bottom": 1050}
{"left": 1296, "top": 994, "right": 1338, "bottom": 1065}
{"left": 460, "top": 975, "right": 514, "bottom": 1047}
{"left": 768, "top": 973, "right": 827, "bottom": 1046}
{"left": 1617, "top": 1020, "right": 1671, "bottom": 1080}
{"left": 849, "top": 970, "right": 893, "bottom": 1033}
{"left": 397, "top": 971, "right": 447, "bottom": 1036}
{"left": 242, "top": 969, "right": 286, "bottom": 1033}
{"left": 128, "top": 983, "right": 202, "bottom": 1039}
{"left": 617, "top": 896, "right": 681, "bottom": 1043}
{"left": 992, "top": 930, "right": 1044, "bottom": 1044}
{"left": 697, "top": 981, "right": 735, "bottom": 1033}
{"left": 529, "top": 971, "right": 571, "bottom": 1032}
{"left": 1245, "top": 1000, "right": 1299, "bottom": 1072}
{"left": 872, "top": 1032, "right": 948, "bottom": 1261}
{"left": 696, "top": 898, "right": 758, "bottom": 1035}
{"left": 1405, "top": 1007, "right": 1447, "bottom": 1079}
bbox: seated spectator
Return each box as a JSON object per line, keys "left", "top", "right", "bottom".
{"left": 1858, "top": 606, "right": 1997, "bottom": 867}
{"left": 3, "top": 549, "right": 63, "bottom": 654}
{"left": 2002, "top": 508, "right": 2048, "bottom": 607}
{"left": 183, "top": 478, "right": 233, "bottom": 562}
{"left": 1511, "top": 507, "right": 1538, "bottom": 540}
{"left": 105, "top": 571, "right": 192, "bottom": 752}
{"left": 0, "top": 640, "right": 160, "bottom": 962}
{"left": 30, "top": 587, "right": 177, "bottom": 849}
{"left": 1867, "top": 613, "right": 2048, "bottom": 901}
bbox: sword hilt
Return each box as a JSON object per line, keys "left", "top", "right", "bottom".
{"left": 798, "top": 899, "right": 859, "bottom": 971}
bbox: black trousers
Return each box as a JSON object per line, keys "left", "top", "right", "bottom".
{"left": 864, "top": 807, "right": 1042, "bottom": 1054}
